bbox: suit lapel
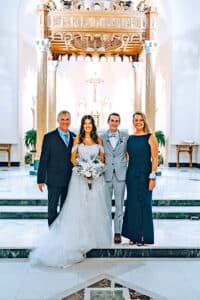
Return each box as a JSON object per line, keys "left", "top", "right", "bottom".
{"left": 68, "top": 131, "right": 74, "bottom": 149}
{"left": 115, "top": 131, "right": 123, "bottom": 149}
{"left": 105, "top": 130, "right": 123, "bottom": 151}
{"left": 105, "top": 130, "right": 114, "bottom": 152}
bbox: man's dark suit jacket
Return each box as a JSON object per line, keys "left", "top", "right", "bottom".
{"left": 37, "top": 129, "right": 76, "bottom": 188}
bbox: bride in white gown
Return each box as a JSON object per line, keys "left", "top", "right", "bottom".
{"left": 30, "top": 115, "right": 112, "bottom": 267}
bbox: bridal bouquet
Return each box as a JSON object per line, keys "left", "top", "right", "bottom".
{"left": 73, "top": 156, "right": 105, "bottom": 190}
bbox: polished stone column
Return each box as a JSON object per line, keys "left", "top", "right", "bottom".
{"left": 132, "top": 62, "right": 144, "bottom": 113}
{"left": 35, "top": 38, "right": 50, "bottom": 158}
{"left": 47, "top": 60, "right": 59, "bottom": 131}
{"left": 144, "top": 40, "right": 158, "bottom": 132}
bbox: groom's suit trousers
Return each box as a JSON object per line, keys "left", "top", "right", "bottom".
{"left": 105, "top": 172, "right": 126, "bottom": 234}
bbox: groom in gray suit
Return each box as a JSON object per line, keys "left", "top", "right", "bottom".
{"left": 101, "top": 113, "right": 128, "bottom": 244}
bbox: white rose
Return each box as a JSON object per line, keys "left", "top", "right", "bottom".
{"left": 85, "top": 171, "right": 92, "bottom": 177}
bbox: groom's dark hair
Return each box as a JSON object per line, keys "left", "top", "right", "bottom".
{"left": 107, "top": 112, "right": 121, "bottom": 122}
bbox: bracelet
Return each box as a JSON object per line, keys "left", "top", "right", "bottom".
{"left": 149, "top": 172, "right": 156, "bottom": 180}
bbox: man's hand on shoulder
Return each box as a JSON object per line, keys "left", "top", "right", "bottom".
{"left": 38, "top": 183, "right": 45, "bottom": 192}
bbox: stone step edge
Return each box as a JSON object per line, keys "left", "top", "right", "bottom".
{"left": 1, "top": 206, "right": 200, "bottom": 211}
{"left": 0, "top": 212, "right": 200, "bottom": 220}
{"left": 0, "top": 199, "right": 200, "bottom": 206}
{"left": 1, "top": 248, "right": 200, "bottom": 258}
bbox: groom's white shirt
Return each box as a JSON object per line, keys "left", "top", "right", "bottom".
{"left": 108, "top": 131, "right": 119, "bottom": 148}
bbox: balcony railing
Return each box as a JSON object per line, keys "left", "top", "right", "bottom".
{"left": 47, "top": 10, "right": 146, "bottom": 34}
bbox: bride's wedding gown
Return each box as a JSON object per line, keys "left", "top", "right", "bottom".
{"left": 30, "top": 144, "right": 112, "bottom": 267}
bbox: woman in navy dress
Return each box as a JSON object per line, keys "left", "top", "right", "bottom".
{"left": 122, "top": 112, "right": 158, "bottom": 246}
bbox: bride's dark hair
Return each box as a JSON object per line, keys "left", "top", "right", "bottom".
{"left": 79, "top": 115, "right": 98, "bottom": 144}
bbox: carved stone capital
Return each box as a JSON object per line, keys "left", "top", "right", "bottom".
{"left": 48, "top": 60, "right": 59, "bottom": 71}
{"left": 35, "top": 39, "right": 50, "bottom": 52}
{"left": 36, "top": 0, "right": 54, "bottom": 9}
{"left": 144, "top": 40, "right": 158, "bottom": 54}
{"left": 132, "top": 61, "right": 143, "bottom": 72}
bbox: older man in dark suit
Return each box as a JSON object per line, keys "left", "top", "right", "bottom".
{"left": 37, "top": 110, "right": 76, "bottom": 226}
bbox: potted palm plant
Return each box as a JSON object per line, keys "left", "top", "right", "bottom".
{"left": 155, "top": 130, "right": 166, "bottom": 175}
{"left": 24, "top": 129, "right": 37, "bottom": 165}
{"left": 25, "top": 129, "right": 37, "bottom": 151}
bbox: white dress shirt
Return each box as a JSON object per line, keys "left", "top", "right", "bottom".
{"left": 109, "top": 131, "right": 119, "bottom": 149}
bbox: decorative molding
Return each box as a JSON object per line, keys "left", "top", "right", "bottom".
{"left": 37, "top": 0, "right": 55, "bottom": 10}
{"left": 144, "top": 39, "right": 158, "bottom": 54}
{"left": 35, "top": 39, "right": 50, "bottom": 52}
{"left": 43, "top": 2, "right": 148, "bottom": 56}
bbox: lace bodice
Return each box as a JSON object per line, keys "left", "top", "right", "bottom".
{"left": 73, "top": 143, "right": 103, "bottom": 161}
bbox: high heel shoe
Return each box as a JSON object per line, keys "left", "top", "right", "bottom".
{"left": 129, "top": 240, "right": 135, "bottom": 245}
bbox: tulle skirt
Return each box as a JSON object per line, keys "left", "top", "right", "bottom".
{"left": 29, "top": 173, "right": 112, "bottom": 267}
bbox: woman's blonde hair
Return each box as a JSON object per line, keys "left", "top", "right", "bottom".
{"left": 132, "top": 111, "right": 151, "bottom": 133}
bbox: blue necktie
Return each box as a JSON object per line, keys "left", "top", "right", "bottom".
{"left": 63, "top": 133, "right": 69, "bottom": 146}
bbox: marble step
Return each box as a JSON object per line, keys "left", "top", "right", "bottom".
{"left": 0, "top": 206, "right": 200, "bottom": 219}
{"left": 0, "top": 219, "right": 200, "bottom": 258}
{"left": 0, "top": 199, "right": 200, "bottom": 206}
{"left": 0, "top": 199, "right": 47, "bottom": 206}
{"left": 1, "top": 248, "right": 200, "bottom": 259}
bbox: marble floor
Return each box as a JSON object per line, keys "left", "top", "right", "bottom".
{"left": 1, "top": 166, "right": 200, "bottom": 249}
{"left": 0, "top": 219, "right": 200, "bottom": 248}
{"left": 0, "top": 166, "right": 200, "bottom": 299}
{"left": 0, "top": 165, "right": 200, "bottom": 200}
{"left": 1, "top": 258, "right": 200, "bottom": 300}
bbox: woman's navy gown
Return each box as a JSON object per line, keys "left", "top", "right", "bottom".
{"left": 122, "top": 134, "right": 154, "bottom": 244}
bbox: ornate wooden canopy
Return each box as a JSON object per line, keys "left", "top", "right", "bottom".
{"left": 34, "top": 1, "right": 158, "bottom": 157}
{"left": 37, "top": 0, "right": 157, "bottom": 59}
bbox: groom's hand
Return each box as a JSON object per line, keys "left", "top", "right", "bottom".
{"left": 38, "top": 183, "right": 45, "bottom": 192}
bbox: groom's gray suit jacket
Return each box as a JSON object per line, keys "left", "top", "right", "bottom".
{"left": 101, "top": 130, "right": 128, "bottom": 182}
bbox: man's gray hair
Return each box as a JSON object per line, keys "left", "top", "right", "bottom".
{"left": 57, "top": 110, "right": 71, "bottom": 121}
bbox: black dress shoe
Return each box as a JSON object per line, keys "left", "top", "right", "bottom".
{"left": 114, "top": 233, "right": 121, "bottom": 244}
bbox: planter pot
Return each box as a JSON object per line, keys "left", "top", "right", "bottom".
{"left": 29, "top": 159, "right": 39, "bottom": 176}
{"left": 33, "top": 159, "right": 39, "bottom": 170}
{"left": 156, "top": 169, "right": 162, "bottom": 176}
